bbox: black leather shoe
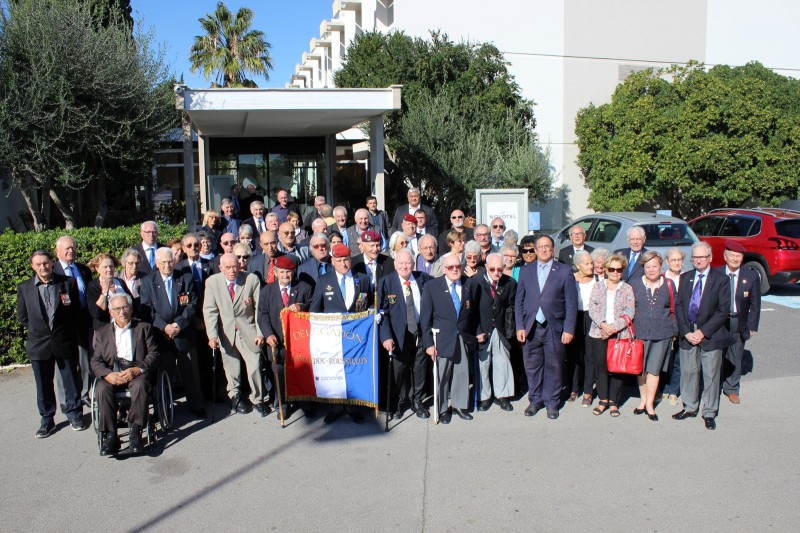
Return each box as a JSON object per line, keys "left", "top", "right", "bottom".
{"left": 324, "top": 409, "right": 341, "bottom": 424}
{"left": 672, "top": 409, "right": 698, "bottom": 420}
{"left": 439, "top": 410, "right": 452, "bottom": 424}
{"left": 524, "top": 403, "right": 542, "bottom": 417}
{"left": 236, "top": 397, "right": 252, "bottom": 415}
{"left": 413, "top": 402, "right": 430, "bottom": 419}
{"left": 100, "top": 432, "right": 120, "bottom": 456}
{"left": 633, "top": 407, "right": 646, "bottom": 415}
{"left": 347, "top": 409, "right": 364, "bottom": 424}
{"left": 497, "top": 398, "right": 513, "bottom": 411}
{"left": 190, "top": 408, "right": 208, "bottom": 420}
{"left": 392, "top": 406, "right": 405, "bottom": 420}
{"left": 546, "top": 407, "right": 559, "bottom": 420}
{"left": 277, "top": 404, "right": 291, "bottom": 421}
{"left": 453, "top": 408, "right": 473, "bottom": 420}
{"left": 70, "top": 417, "right": 87, "bottom": 431}
{"left": 253, "top": 402, "right": 268, "bottom": 417}
{"left": 478, "top": 399, "right": 492, "bottom": 411}
{"left": 129, "top": 427, "right": 144, "bottom": 454}
{"left": 35, "top": 421, "right": 55, "bottom": 439}
{"left": 302, "top": 405, "right": 317, "bottom": 419}
{"left": 703, "top": 417, "right": 716, "bottom": 430}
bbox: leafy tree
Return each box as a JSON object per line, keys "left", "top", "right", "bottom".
{"left": 189, "top": 1, "right": 273, "bottom": 88}
{"left": 0, "top": 0, "right": 175, "bottom": 230}
{"left": 334, "top": 31, "right": 551, "bottom": 215}
{"left": 575, "top": 61, "right": 800, "bottom": 219}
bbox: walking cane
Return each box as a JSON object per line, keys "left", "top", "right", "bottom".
{"left": 385, "top": 349, "right": 394, "bottom": 432}
{"left": 211, "top": 346, "right": 218, "bottom": 423}
{"left": 270, "top": 344, "right": 286, "bottom": 428}
{"left": 432, "top": 328, "right": 440, "bottom": 425}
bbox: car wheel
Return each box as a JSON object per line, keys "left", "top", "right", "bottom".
{"left": 743, "top": 260, "right": 769, "bottom": 294}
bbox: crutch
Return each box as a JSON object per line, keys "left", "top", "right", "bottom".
{"left": 432, "top": 328, "right": 440, "bottom": 425}
{"left": 270, "top": 344, "right": 286, "bottom": 428}
{"left": 385, "top": 349, "right": 394, "bottom": 432}
{"left": 211, "top": 346, "right": 218, "bottom": 423}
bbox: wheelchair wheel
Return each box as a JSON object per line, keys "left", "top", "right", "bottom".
{"left": 155, "top": 369, "right": 174, "bottom": 431}
{"left": 90, "top": 377, "right": 100, "bottom": 435}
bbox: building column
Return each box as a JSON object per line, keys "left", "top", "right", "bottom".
{"left": 182, "top": 117, "right": 197, "bottom": 229}
{"left": 370, "top": 115, "right": 385, "bottom": 210}
{"left": 325, "top": 133, "right": 336, "bottom": 204}
{"left": 197, "top": 134, "right": 210, "bottom": 224}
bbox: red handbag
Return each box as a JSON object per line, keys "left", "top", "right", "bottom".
{"left": 606, "top": 315, "right": 644, "bottom": 375}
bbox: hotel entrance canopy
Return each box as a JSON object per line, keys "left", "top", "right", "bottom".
{"left": 175, "top": 84, "right": 401, "bottom": 213}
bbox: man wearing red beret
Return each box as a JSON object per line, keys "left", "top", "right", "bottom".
{"left": 401, "top": 214, "right": 420, "bottom": 255}
{"left": 716, "top": 240, "right": 760, "bottom": 405}
{"left": 351, "top": 229, "right": 395, "bottom": 293}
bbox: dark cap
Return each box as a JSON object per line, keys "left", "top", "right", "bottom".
{"left": 360, "top": 230, "right": 381, "bottom": 243}
{"left": 403, "top": 214, "right": 416, "bottom": 224}
{"left": 725, "top": 240, "right": 746, "bottom": 254}
{"left": 274, "top": 256, "right": 296, "bottom": 270}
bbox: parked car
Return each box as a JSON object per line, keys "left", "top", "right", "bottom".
{"left": 688, "top": 208, "right": 800, "bottom": 294}
{"left": 553, "top": 212, "right": 699, "bottom": 272}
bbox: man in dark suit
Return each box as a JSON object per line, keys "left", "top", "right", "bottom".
{"left": 351, "top": 230, "right": 395, "bottom": 293}
{"left": 414, "top": 209, "right": 438, "bottom": 240}
{"left": 91, "top": 292, "right": 159, "bottom": 455}
{"left": 515, "top": 235, "right": 578, "bottom": 420}
{"left": 242, "top": 201, "right": 268, "bottom": 236}
{"left": 310, "top": 243, "right": 373, "bottom": 424}
{"left": 239, "top": 180, "right": 264, "bottom": 217}
{"left": 717, "top": 240, "right": 760, "bottom": 405}
{"left": 421, "top": 253, "right": 479, "bottom": 424}
{"left": 366, "top": 195, "right": 390, "bottom": 245}
{"left": 379, "top": 249, "right": 431, "bottom": 419}
{"left": 558, "top": 225, "right": 594, "bottom": 268}
{"left": 17, "top": 250, "right": 86, "bottom": 438}
{"left": 391, "top": 187, "right": 438, "bottom": 235}
{"left": 140, "top": 248, "right": 206, "bottom": 419}
{"left": 258, "top": 256, "right": 314, "bottom": 420}
{"left": 53, "top": 235, "right": 92, "bottom": 408}
{"left": 614, "top": 226, "right": 647, "bottom": 282}
{"left": 302, "top": 195, "right": 326, "bottom": 233}
{"left": 438, "top": 209, "right": 473, "bottom": 254}
{"left": 673, "top": 242, "right": 731, "bottom": 430}
{"left": 220, "top": 198, "right": 241, "bottom": 236}
{"left": 135, "top": 220, "right": 161, "bottom": 277}
{"left": 227, "top": 184, "right": 242, "bottom": 219}
{"left": 297, "top": 233, "right": 332, "bottom": 289}
{"left": 250, "top": 230, "right": 285, "bottom": 285}
{"left": 474, "top": 253, "right": 517, "bottom": 412}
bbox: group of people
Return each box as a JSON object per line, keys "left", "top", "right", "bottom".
{"left": 17, "top": 188, "right": 760, "bottom": 456}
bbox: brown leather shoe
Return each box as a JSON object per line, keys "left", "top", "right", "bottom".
{"left": 727, "top": 393, "right": 740, "bottom": 404}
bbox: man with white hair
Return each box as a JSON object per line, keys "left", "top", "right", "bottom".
{"left": 242, "top": 201, "right": 267, "bottom": 236}
{"left": 347, "top": 208, "right": 379, "bottom": 256}
{"left": 391, "top": 187, "right": 438, "bottom": 235}
{"left": 328, "top": 206, "right": 350, "bottom": 246}
{"left": 489, "top": 217, "right": 506, "bottom": 252}
{"left": 614, "top": 226, "right": 648, "bottom": 281}
{"left": 302, "top": 195, "right": 326, "bottom": 233}
{"left": 135, "top": 221, "right": 161, "bottom": 276}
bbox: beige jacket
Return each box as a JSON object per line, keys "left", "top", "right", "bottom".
{"left": 203, "top": 271, "right": 263, "bottom": 352}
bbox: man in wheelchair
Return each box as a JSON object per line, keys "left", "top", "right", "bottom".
{"left": 91, "top": 292, "right": 159, "bottom": 456}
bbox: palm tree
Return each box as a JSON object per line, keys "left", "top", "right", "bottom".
{"left": 189, "top": 2, "right": 273, "bottom": 88}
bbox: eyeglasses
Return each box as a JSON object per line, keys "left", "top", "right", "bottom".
{"left": 185, "top": 243, "right": 200, "bottom": 249}
{"left": 451, "top": 215, "right": 464, "bottom": 219}
{"left": 444, "top": 265, "right": 462, "bottom": 271}
{"left": 235, "top": 255, "right": 250, "bottom": 260}
{"left": 221, "top": 240, "right": 236, "bottom": 245}
{"left": 521, "top": 248, "right": 536, "bottom": 254}
{"left": 281, "top": 231, "right": 294, "bottom": 236}
{"left": 142, "top": 231, "right": 157, "bottom": 234}
{"left": 606, "top": 267, "right": 624, "bottom": 273}
{"left": 492, "top": 225, "right": 505, "bottom": 229}
{"left": 692, "top": 255, "right": 711, "bottom": 260}
{"left": 110, "top": 305, "right": 132, "bottom": 312}
{"left": 487, "top": 268, "right": 503, "bottom": 272}
{"left": 474, "top": 233, "right": 489, "bottom": 238}
{"left": 311, "top": 244, "right": 328, "bottom": 249}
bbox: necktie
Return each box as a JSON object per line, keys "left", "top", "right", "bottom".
{"left": 68, "top": 264, "right": 86, "bottom": 307}
{"left": 729, "top": 273, "right": 736, "bottom": 313}
{"left": 258, "top": 219, "right": 264, "bottom": 233}
{"left": 319, "top": 262, "right": 327, "bottom": 276}
{"left": 404, "top": 280, "right": 417, "bottom": 334}
{"left": 536, "top": 263, "right": 547, "bottom": 324}
{"left": 368, "top": 261, "right": 376, "bottom": 284}
{"left": 688, "top": 273, "right": 704, "bottom": 323}
{"left": 491, "top": 280, "right": 497, "bottom": 298}
{"left": 267, "top": 258, "right": 275, "bottom": 283}
{"left": 281, "top": 286, "right": 289, "bottom": 307}
{"left": 165, "top": 277, "right": 173, "bottom": 306}
{"left": 148, "top": 247, "right": 155, "bottom": 269}
{"left": 339, "top": 275, "right": 347, "bottom": 303}
{"left": 228, "top": 281, "right": 236, "bottom": 302}
{"left": 191, "top": 262, "right": 202, "bottom": 291}
{"left": 450, "top": 282, "right": 460, "bottom": 318}
{"left": 628, "top": 251, "right": 639, "bottom": 277}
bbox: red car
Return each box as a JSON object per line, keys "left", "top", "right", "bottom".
{"left": 688, "top": 208, "right": 800, "bottom": 294}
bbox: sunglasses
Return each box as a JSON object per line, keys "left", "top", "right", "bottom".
{"left": 444, "top": 265, "right": 462, "bottom": 271}
{"left": 492, "top": 225, "right": 505, "bottom": 229}
{"left": 606, "top": 267, "right": 624, "bottom": 273}
{"left": 235, "top": 255, "right": 250, "bottom": 260}
{"left": 311, "top": 244, "right": 327, "bottom": 249}
{"left": 487, "top": 268, "right": 503, "bottom": 272}
{"left": 185, "top": 243, "right": 200, "bottom": 249}
{"left": 221, "top": 240, "right": 235, "bottom": 245}
{"left": 521, "top": 248, "right": 535, "bottom": 254}
{"left": 451, "top": 215, "right": 464, "bottom": 219}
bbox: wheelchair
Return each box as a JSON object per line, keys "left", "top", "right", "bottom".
{"left": 90, "top": 367, "right": 174, "bottom": 451}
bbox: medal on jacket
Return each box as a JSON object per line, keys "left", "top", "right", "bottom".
{"left": 179, "top": 293, "right": 189, "bottom": 306}
{"left": 60, "top": 291, "right": 71, "bottom": 306}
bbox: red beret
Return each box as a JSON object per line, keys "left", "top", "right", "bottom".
{"left": 331, "top": 243, "right": 351, "bottom": 258}
{"left": 725, "top": 240, "right": 747, "bottom": 254}
{"left": 360, "top": 230, "right": 381, "bottom": 243}
{"left": 403, "top": 213, "right": 416, "bottom": 224}
{"left": 274, "top": 255, "right": 296, "bottom": 270}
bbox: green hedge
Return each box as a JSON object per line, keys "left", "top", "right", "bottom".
{"left": 0, "top": 224, "right": 187, "bottom": 365}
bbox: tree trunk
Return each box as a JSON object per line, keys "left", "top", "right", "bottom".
{"left": 41, "top": 177, "right": 51, "bottom": 225}
{"left": 94, "top": 161, "right": 108, "bottom": 228}
{"left": 17, "top": 176, "right": 46, "bottom": 232}
{"left": 49, "top": 188, "right": 77, "bottom": 230}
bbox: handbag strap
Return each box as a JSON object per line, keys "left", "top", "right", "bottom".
{"left": 665, "top": 276, "right": 675, "bottom": 319}
{"left": 621, "top": 314, "right": 636, "bottom": 339}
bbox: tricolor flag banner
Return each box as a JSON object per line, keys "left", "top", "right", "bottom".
{"left": 282, "top": 309, "right": 378, "bottom": 407}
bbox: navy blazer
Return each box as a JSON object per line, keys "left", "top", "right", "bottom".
{"left": 514, "top": 260, "right": 578, "bottom": 336}
{"left": 557, "top": 244, "right": 594, "bottom": 267}
{"left": 378, "top": 272, "right": 430, "bottom": 352}
{"left": 420, "top": 276, "right": 478, "bottom": 360}
{"left": 17, "top": 274, "right": 81, "bottom": 361}
{"left": 257, "top": 280, "right": 313, "bottom": 345}
{"left": 135, "top": 243, "right": 161, "bottom": 277}
{"left": 297, "top": 257, "right": 332, "bottom": 289}
{"left": 139, "top": 271, "right": 198, "bottom": 352}
{"left": 53, "top": 261, "right": 92, "bottom": 344}
{"left": 351, "top": 254, "right": 395, "bottom": 293}
{"left": 310, "top": 271, "right": 373, "bottom": 313}
{"left": 391, "top": 203, "right": 438, "bottom": 234}
{"left": 221, "top": 216, "right": 241, "bottom": 237}
{"left": 714, "top": 265, "right": 761, "bottom": 341}
{"left": 474, "top": 273, "right": 517, "bottom": 349}
{"left": 248, "top": 252, "right": 287, "bottom": 286}
{"left": 676, "top": 268, "right": 731, "bottom": 350}
{"left": 614, "top": 247, "right": 649, "bottom": 282}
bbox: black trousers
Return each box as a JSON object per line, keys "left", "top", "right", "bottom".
{"left": 31, "top": 355, "right": 82, "bottom": 423}
{"left": 94, "top": 374, "right": 149, "bottom": 432}
{"left": 587, "top": 336, "right": 624, "bottom": 405}
{"left": 389, "top": 329, "right": 426, "bottom": 409}
{"left": 564, "top": 311, "right": 591, "bottom": 394}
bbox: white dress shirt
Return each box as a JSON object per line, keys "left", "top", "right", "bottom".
{"left": 336, "top": 271, "right": 356, "bottom": 309}
{"left": 114, "top": 321, "right": 134, "bottom": 362}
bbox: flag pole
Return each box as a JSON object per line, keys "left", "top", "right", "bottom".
{"left": 432, "top": 328, "right": 440, "bottom": 425}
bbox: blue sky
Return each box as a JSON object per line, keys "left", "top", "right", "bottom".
{"left": 133, "top": 0, "right": 334, "bottom": 88}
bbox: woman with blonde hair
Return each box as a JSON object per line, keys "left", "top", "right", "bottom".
{"left": 87, "top": 253, "right": 133, "bottom": 331}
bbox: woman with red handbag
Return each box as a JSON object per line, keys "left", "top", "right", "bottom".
{"left": 587, "top": 254, "right": 635, "bottom": 417}
{"left": 630, "top": 251, "right": 678, "bottom": 421}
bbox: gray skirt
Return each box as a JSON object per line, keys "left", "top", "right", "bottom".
{"left": 641, "top": 338, "right": 672, "bottom": 376}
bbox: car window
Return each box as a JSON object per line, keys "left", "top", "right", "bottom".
{"left": 690, "top": 216, "right": 724, "bottom": 236}
{"left": 589, "top": 219, "right": 621, "bottom": 244}
{"left": 775, "top": 220, "right": 800, "bottom": 238}
{"left": 558, "top": 218, "right": 594, "bottom": 245}
{"left": 639, "top": 223, "right": 696, "bottom": 245}
{"left": 720, "top": 216, "right": 759, "bottom": 237}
